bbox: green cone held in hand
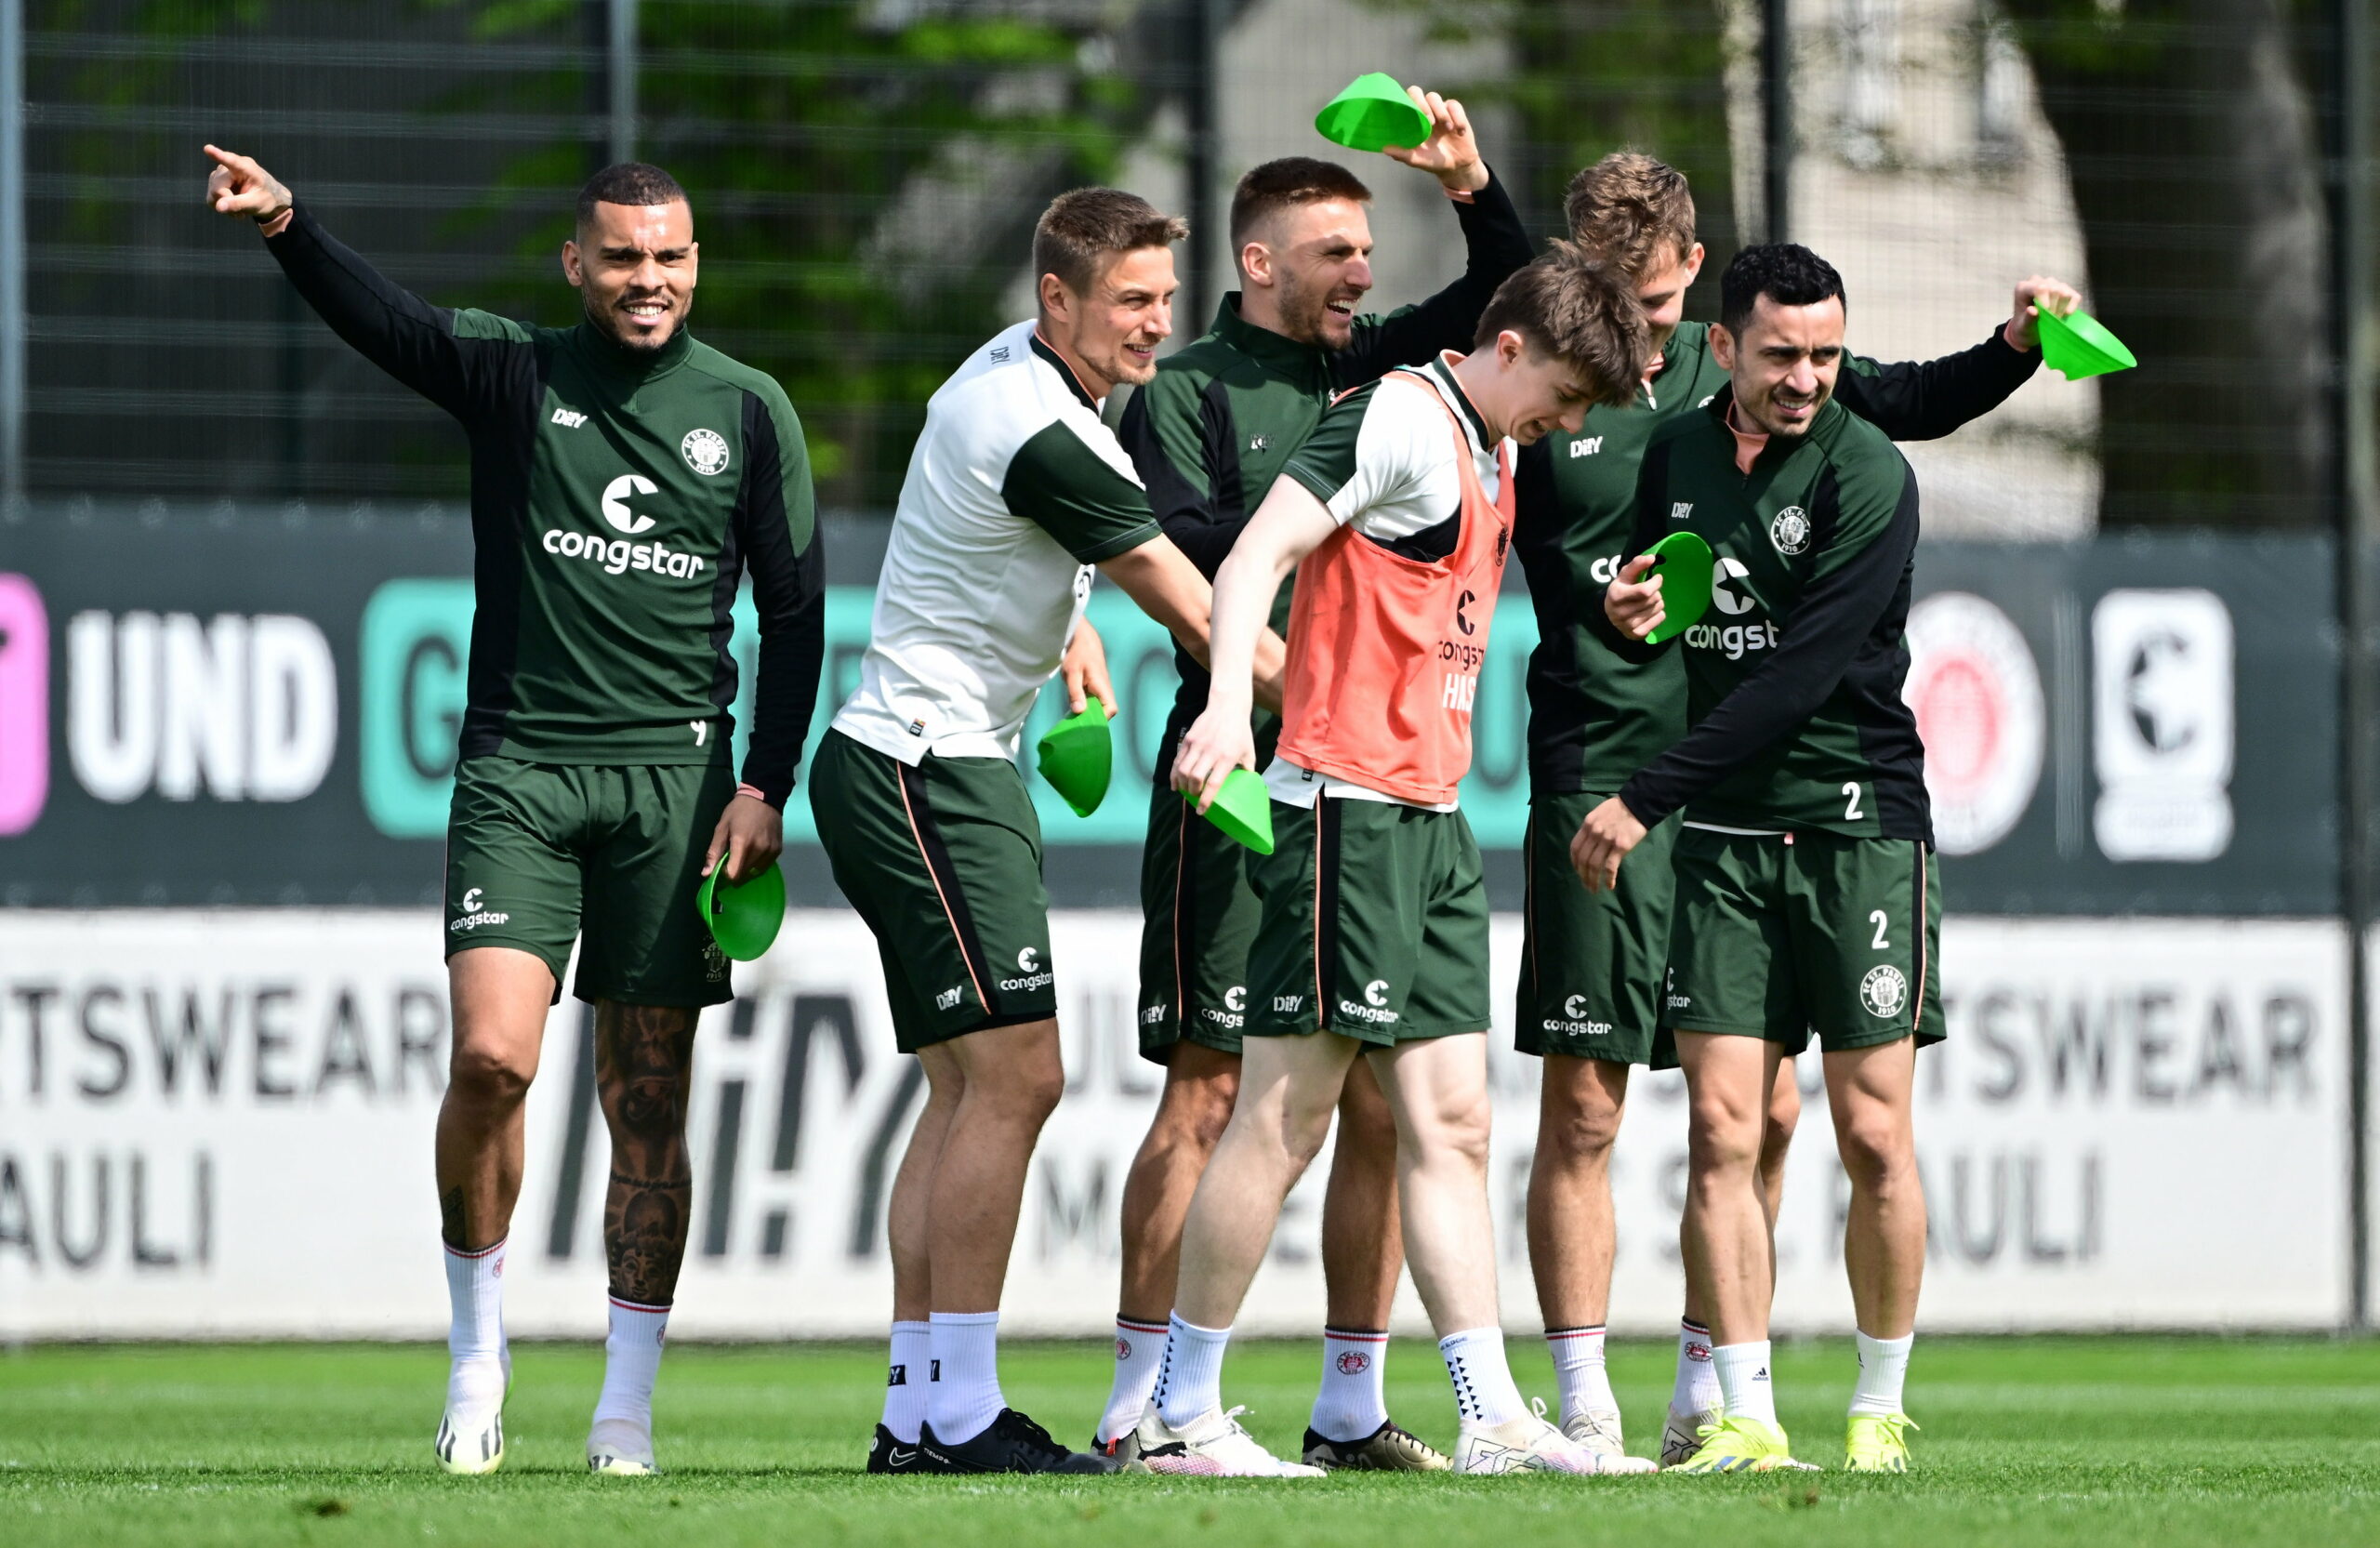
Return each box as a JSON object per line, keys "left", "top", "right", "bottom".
{"left": 1315, "top": 73, "right": 1432, "bottom": 152}
{"left": 695, "top": 859, "right": 786, "bottom": 962}
{"left": 1187, "top": 766, "right": 1276, "bottom": 855}
{"left": 2035, "top": 308, "right": 2136, "bottom": 380}
{"left": 1642, "top": 530, "right": 1715, "bottom": 646}
{"left": 1037, "top": 697, "right": 1113, "bottom": 818}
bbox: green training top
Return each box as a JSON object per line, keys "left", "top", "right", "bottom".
{"left": 1600, "top": 389, "right": 1930, "bottom": 840}
{"left": 1514, "top": 317, "right": 2038, "bottom": 797}
{"left": 265, "top": 203, "right": 825, "bottom": 804}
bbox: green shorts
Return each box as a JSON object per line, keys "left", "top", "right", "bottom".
{"left": 1244, "top": 795, "right": 1491, "bottom": 1046}
{"left": 443, "top": 756, "right": 736, "bottom": 1007}
{"left": 1136, "top": 777, "right": 1263, "bottom": 1064}
{"left": 1516, "top": 790, "right": 1679, "bottom": 1065}
{"left": 1659, "top": 827, "right": 1944, "bottom": 1063}
{"left": 808, "top": 729, "right": 1056, "bottom": 1054}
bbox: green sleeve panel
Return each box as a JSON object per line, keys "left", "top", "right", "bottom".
{"left": 450, "top": 309, "right": 537, "bottom": 345}
{"left": 757, "top": 380, "right": 818, "bottom": 557}
{"left": 1134, "top": 366, "right": 1215, "bottom": 501}
{"left": 1807, "top": 426, "right": 1911, "bottom": 582}
{"left": 1002, "top": 418, "right": 1163, "bottom": 563}
{"left": 1279, "top": 380, "right": 1380, "bottom": 507}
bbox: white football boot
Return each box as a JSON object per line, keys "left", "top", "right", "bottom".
{"left": 1458, "top": 1400, "right": 1656, "bottom": 1475}
{"left": 1128, "top": 1406, "right": 1326, "bottom": 1477}
{"left": 434, "top": 1350, "right": 510, "bottom": 1475}
{"left": 1659, "top": 1404, "right": 1721, "bottom": 1470}
{"left": 588, "top": 1415, "right": 659, "bottom": 1475}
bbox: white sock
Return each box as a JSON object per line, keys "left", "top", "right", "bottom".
{"left": 443, "top": 1237, "right": 506, "bottom": 1405}
{"left": 1711, "top": 1340, "right": 1777, "bottom": 1426}
{"left": 1438, "top": 1327, "right": 1528, "bottom": 1429}
{"left": 1850, "top": 1330, "right": 1914, "bottom": 1416}
{"left": 880, "top": 1320, "right": 930, "bottom": 1443}
{"left": 925, "top": 1311, "right": 1004, "bottom": 1445}
{"left": 1097, "top": 1317, "right": 1170, "bottom": 1444}
{"left": 1309, "top": 1326, "right": 1391, "bottom": 1442}
{"left": 591, "top": 1297, "right": 669, "bottom": 1431}
{"left": 1547, "top": 1324, "right": 1617, "bottom": 1420}
{"left": 1671, "top": 1317, "right": 1722, "bottom": 1417}
{"left": 1154, "top": 1314, "right": 1232, "bottom": 1428}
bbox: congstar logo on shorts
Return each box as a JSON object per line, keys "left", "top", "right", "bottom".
{"left": 449, "top": 885, "right": 509, "bottom": 934}
{"left": 1337, "top": 979, "right": 1398, "bottom": 1025}
{"left": 1542, "top": 994, "right": 1614, "bottom": 1039}
{"left": 999, "top": 946, "right": 1052, "bottom": 995}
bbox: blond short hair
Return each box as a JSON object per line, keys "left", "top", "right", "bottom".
{"left": 1564, "top": 151, "right": 1698, "bottom": 281}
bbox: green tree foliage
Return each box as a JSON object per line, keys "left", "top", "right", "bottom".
{"left": 437, "top": 1, "right": 1145, "bottom": 509}
{"left": 1995, "top": 0, "right": 2332, "bottom": 528}
{"left": 1363, "top": 0, "right": 1739, "bottom": 311}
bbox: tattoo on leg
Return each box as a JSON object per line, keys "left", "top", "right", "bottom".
{"left": 440, "top": 1186, "right": 467, "bottom": 1250}
{"left": 596, "top": 1002, "right": 698, "bottom": 1305}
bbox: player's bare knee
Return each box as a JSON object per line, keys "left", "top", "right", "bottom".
{"left": 988, "top": 1053, "right": 1066, "bottom": 1126}
{"left": 447, "top": 1039, "right": 535, "bottom": 1110}
{"left": 1686, "top": 1106, "right": 1765, "bottom": 1177}
{"left": 1541, "top": 1086, "right": 1623, "bottom": 1164}
{"left": 1403, "top": 1102, "right": 1492, "bottom": 1171}
{"left": 1835, "top": 1114, "right": 1913, "bottom": 1195}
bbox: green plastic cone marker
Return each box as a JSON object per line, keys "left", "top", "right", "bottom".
{"left": 1641, "top": 530, "right": 1716, "bottom": 646}
{"left": 2034, "top": 308, "right": 2136, "bottom": 381}
{"left": 1315, "top": 73, "right": 1432, "bottom": 153}
{"left": 1187, "top": 766, "right": 1275, "bottom": 855}
{"left": 696, "top": 859, "right": 786, "bottom": 962}
{"left": 1036, "top": 697, "right": 1113, "bottom": 817}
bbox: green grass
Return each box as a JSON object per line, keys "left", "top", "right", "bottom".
{"left": 4, "top": 1338, "right": 2379, "bottom": 1546}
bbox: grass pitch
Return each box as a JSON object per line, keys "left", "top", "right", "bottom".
{"left": 5, "top": 1337, "right": 2378, "bottom": 1546}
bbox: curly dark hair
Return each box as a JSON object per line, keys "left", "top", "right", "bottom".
{"left": 1718, "top": 244, "right": 1846, "bottom": 336}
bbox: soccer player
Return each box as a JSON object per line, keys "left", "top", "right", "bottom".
{"left": 1513, "top": 152, "right": 2078, "bottom": 1464}
{"left": 205, "top": 149, "right": 825, "bottom": 1476}
{"left": 1103, "top": 90, "right": 1533, "bottom": 1472}
{"left": 1580, "top": 243, "right": 1945, "bottom": 1474}
{"left": 811, "top": 189, "right": 1285, "bottom": 1475}
{"left": 1145, "top": 245, "right": 1651, "bottom": 1477}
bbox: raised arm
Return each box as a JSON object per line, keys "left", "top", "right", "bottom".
{"left": 1333, "top": 93, "right": 1535, "bottom": 385}
{"left": 1168, "top": 477, "right": 1338, "bottom": 810}
{"left": 1833, "top": 275, "right": 2082, "bottom": 441}
{"left": 205, "top": 144, "right": 529, "bottom": 420}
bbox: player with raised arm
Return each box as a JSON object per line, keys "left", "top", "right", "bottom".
{"left": 1580, "top": 244, "right": 1941, "bottom": 1474}
{"left": 1141, "top": 246, "right": 1650, "bottom": 1478}
{"left": 810, "top": 189, "right": 1286, "bottom": 1475}
{"left": 1512, "top": 152, "right": 2077, "bottom": 1464}
{"left": 1100, "top": 88, "right": 1534, "bottom": 1473}
{"left": 204, "top": 149, "right": 825, "bottom": 1477}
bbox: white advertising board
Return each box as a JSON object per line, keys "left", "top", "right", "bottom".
{"left": 0, "top": 911, "right": 2351, "bottom": 1338}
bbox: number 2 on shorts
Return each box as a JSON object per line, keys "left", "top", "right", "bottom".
{"left": 1843, "top": 781, "right": 1864, "bottom": 821}
{"left": 1870, "top": 908, "right": 1889, "bottom": 950}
